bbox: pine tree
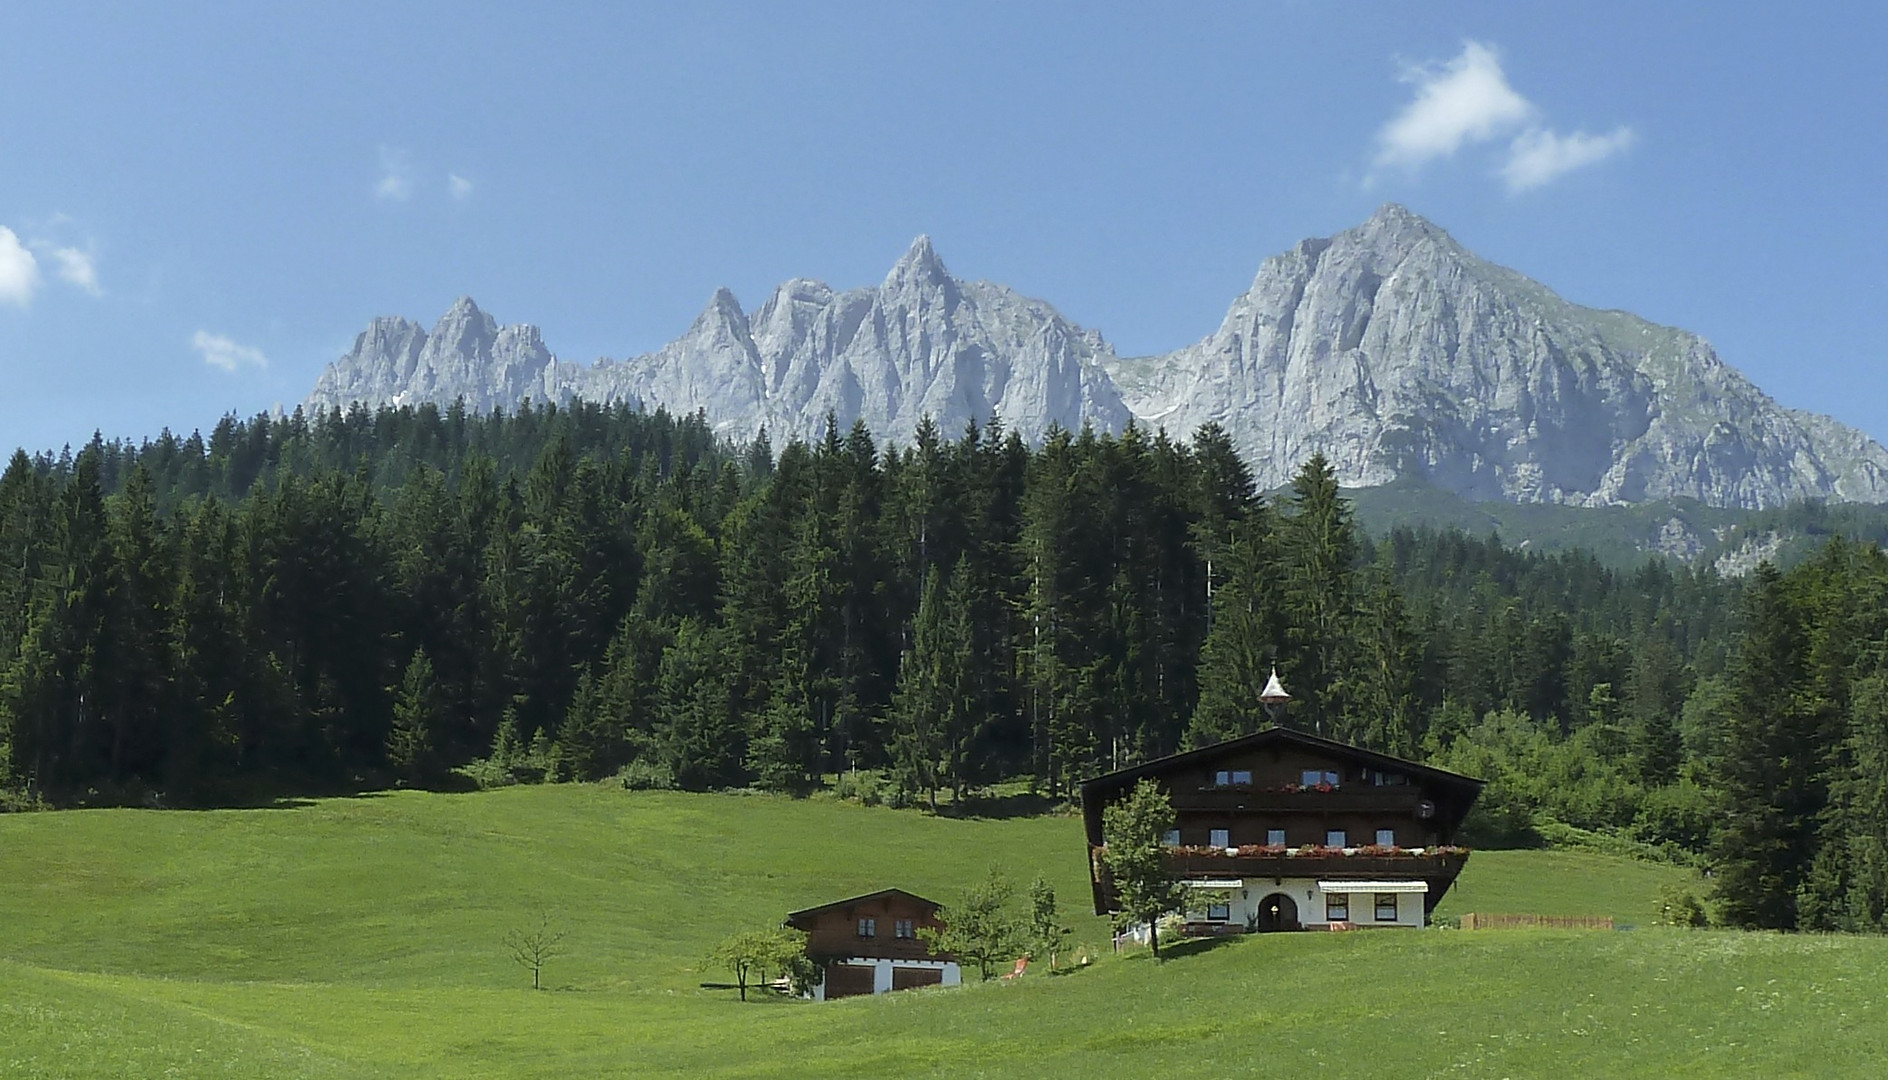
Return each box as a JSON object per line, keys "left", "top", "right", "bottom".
{"left": 1279, "top": 454, "right": 1358, "bottom": 734}
{"left": 388, "top": 650, "right": 444, "bottom": 785}
{"left": 1189, "top": 507, "right": 1283, "bottom": 746}
{"left": 1713, "top": 564, "right": 1824, "bottom": 929}
{"left": 889, "top": 567, "right": 950, "bottom": 809}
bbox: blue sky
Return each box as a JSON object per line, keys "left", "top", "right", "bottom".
{"left": 2, "top": 3, "right": 1884, "bottom": 455}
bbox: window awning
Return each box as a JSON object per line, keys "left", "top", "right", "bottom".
{"left": 1316, "top": 880, "right": 1429, "bottom": 894}
{"left": 1181, "top": 879, "right": 1244, "bottom": 889}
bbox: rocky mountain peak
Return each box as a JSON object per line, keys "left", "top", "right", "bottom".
{"left": 702, "top": 286, "right": 747, "bottom": 324}
{"left": 305, "top": 212, "right": 1888, "bottom": 510}
{"left": 885, "top": 234, "right": 949, "bottom": 288}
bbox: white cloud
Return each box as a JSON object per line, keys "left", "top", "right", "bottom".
{"left": 47, "top": 246, "right": 101, "bottom": 295}
{"left": 1376, "top": 42, "right": 1534, "bottom": 170}
{"left": 448, "top": 173, "right": 473, "bottom": 200}
{"left": 1503, "top": 126, "right": 1637, "bottom": 192}
{"left": 193, "top": 330, "right": 268, "bottom": 372}
{"left": 1370, "top": 41, "right": 1636, "bottom": 192}
{"left": 376, "top": 146, "right": 414, "bottom": 201}
{"left": 0, "top": 227, "right": 41, "bottom": 307}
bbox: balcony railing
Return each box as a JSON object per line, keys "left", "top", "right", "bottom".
{"left": 1160, "top": 844, "right": 1468, "bottom": 881}
{"left": 1171, "top": 786, "right": 1427, "bottom": 813}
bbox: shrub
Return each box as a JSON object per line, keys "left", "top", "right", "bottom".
{"left": 619, "top": 758, "right": 677, "bottom": 791}
{"left": 833, "top": 771, "right": 883, "bottom": 806}
{"left": 1654, "top": 883, "right": 1709, "bottom": 928}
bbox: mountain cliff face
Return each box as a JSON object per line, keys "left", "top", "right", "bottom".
{"left": 305, "top": 238, "right": 1130, "bottom": 448}
{"left": 304, "top": 208, "right": 1888, "bottom": 509}
{"left": 308, "top": 297, "right": 588, "bottom": 415}
{"left": 1103, "top": 204, "right": 1888, "bottom": 507}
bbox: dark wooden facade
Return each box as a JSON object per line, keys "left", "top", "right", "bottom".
{"left": 785, "top": 888, "right": 949, "bottom": 962}
{"left": 1080, "top": 727, "right": 1484, "bottom": 919}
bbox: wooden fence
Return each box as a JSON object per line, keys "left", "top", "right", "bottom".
{"left": 1458, "top": 913, "right": 1615, "bottom": 931}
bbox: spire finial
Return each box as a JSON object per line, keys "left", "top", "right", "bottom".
{"left": 1259, "top": 668, "right": 1290, "bottom": 705}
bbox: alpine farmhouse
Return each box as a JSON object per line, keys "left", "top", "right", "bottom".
{"left": 1081, "top": 727, "right": 1484, "bottom": 932}
{"left": 784, "top": 888, "right": 963, "bottom": 1000}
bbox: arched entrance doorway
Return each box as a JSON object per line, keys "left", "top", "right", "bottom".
{"left": 1253, "top": 892, "right": 1300, "bottom": 932}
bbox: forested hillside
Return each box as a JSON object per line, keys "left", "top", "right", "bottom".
{"left": 1, "top": 400, "right": 1885, "bottom": 930}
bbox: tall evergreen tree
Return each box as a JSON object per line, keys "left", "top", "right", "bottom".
{"left": 1713, "top": 564, "right": 1824, "bottom": 929}
{"left": 1278, "top": 454, "right": 1358, "bottom": 735}
{"left": 388, "top": 650, "right": 444, "bottom": 785}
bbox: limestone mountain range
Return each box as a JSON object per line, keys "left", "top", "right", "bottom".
{"left": 304, "top": 205, "right": 1888, "bottom": 509}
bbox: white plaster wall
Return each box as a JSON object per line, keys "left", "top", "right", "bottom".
{"left": 1186, "top": 879, "right": 1424, "bottom": 929}
{"left": 810, "top": 958, "right": 961, "bottom": 1001}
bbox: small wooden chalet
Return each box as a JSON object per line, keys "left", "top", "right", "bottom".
{"left": 1081, "top": 727, "right": 1483, "bottom": 932}
{"left": 783, "top": 888, "right": 962, "bottom": 1000}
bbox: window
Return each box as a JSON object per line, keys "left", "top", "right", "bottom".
{"left": 1266, "top": 828, "right": 1287, "bottom": 846}
{"left": 1209, "top": 828, "right": 1231, "bottom": 848}
{"left": 1376, "top": 828, "right": 1397, "bottom": 848}
{"left": 1375, "top": 893, "right": 1399, "bottom": 922}
{"left": 1301, "top": 769, "right": 1340, "bottom": 788}
{"left": 1326, "top": 829, "right": 1347, "bottom": 848}
{"left": 857, "top": 917, "right": 876, "bottom": 938}
{"left": 1162, "top": 829, "right": 1181, "bottom": 847}
{"left": 1214, "top": 769, "right": 1230, "bottom": 786}
{"left": 1213, "top": 769, "right": 1252, "bottom": 787}
{"left": 1231, "top": 769, "right": 1252, "bottom": 786}
{"left": 1370, "top": 770, "right": 1408, "bottom": 786}
{"left": 1326, "top": 893, "right": 1349, "bottom": 922}
{"left": 894, "top": 918, "right": 915, "bottom": 939}
{"left": 1207, "top": 903, "right": 1230, "bottom": 922}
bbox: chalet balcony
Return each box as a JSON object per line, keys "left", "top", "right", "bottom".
{"left": 1157, "top": 844, "right": 1468, "bottom": 882}
{"left": 1170, "top": 786, "right": 1428, "bottom": 814}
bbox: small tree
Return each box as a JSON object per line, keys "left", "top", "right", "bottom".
{"left": 387, "top": 650, "right": 443, "bottom": 785}
{"left": 707, "top": 927, "right": 811, "bottom": 1001}
{"left": 503, "top": 910, "right": 567, "bottom": 990}
{"left": 1101, "top": 779, "right": 1189, "bottom": 959}
{"left": 1027, "top": 876, "right": 1072, "bottom": 971}
{"left": 920, "top": 867, "right": 1023, "bottom": 980}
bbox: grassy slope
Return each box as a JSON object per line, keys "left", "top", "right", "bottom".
{"left": 2, "top": 786, "right": 1882, "bottom": 1078}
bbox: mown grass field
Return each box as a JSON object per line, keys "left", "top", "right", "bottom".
{"left": 1, "top": 786, "right": 1882, "bottom": 1078}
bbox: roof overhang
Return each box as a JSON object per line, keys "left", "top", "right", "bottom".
{"left": 1316, "top": 880, "right": 1430, "bottom": 893}
{"left": 1078, "top": 726, "right": 1485, "bottom": 800}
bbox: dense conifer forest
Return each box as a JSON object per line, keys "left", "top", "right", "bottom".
{"left": 2, "top": 399, "right": 1885, "bottom": 930}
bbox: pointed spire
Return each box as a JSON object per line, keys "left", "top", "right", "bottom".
{"left": 1259, "top": 668, "right": 1290, "bottom": 705}
{"left": 885, "top": 234, "right": 949, "bottom": 287}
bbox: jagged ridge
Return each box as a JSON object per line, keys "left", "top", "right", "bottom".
{"left": 305, "top": 208, "right": 1888, "bottom": 508}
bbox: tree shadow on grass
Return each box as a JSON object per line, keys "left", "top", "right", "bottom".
{"left": 1153, "top": 935, "right": 1246, "bottom": 961}
{"left": 939, "top": 790, "right": 1068, "bottom": 820}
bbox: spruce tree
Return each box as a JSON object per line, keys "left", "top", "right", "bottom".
{"left": 1189, "top": 507, "right": 1283, "bottom": 746}
{"left": 1712, "top": 564, "right": 1823, "bottom": 929}
{"left": 388, "top": 650, "right": 443, "bottom": 786}
{"left": 889, "top": 567, "right": 950, "bottom": 809}
{"left": 1279, "top": 454, "right": 1358, "bottom": 734}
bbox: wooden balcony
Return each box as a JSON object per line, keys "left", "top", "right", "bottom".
{"left": 1171, "top": 786, "right": 1427, "bottom": 814}
{"left": 1160, "top": 846, "right": 1468, "bottom": 882}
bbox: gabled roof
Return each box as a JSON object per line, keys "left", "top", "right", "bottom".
{"left": 1078, "top": 725, "right": 1484, "bottom": 799}
{"left": 784, "top": 887, "right": 941, "bottom": 926}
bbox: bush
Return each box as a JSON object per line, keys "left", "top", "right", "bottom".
{"left": 619, "top": 758, "right": 677, "bottom": 791}
{"left": 833, "top": 771, "right": 883, "bottom": 806}
{"left": 1629, "top": 780, "right": 1716, "bottom": 853}
{"left": 1534, "top": 819, "right": 1698, "bottom": 867}
{"left": 1654, "top": 883, "right": 1709, "bottom": 927}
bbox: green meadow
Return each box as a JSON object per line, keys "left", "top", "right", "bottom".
{"left": 2, "top": 787, "right": 1883, "bottom": 1078}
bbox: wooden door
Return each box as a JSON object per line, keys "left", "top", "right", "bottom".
{"left": 891, "top": 966, "right": 943, "bottom": 991}
{"left": 825, "top": 963, "right": 876, "bottom": 999}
